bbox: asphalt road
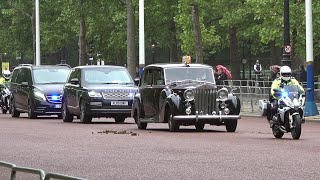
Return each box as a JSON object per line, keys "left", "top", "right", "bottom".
{"left": 0, "top": 113, "right": 319, "bottom": 180}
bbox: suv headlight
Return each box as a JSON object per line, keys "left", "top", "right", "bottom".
{"left": 88, "top": 91, "right": 102, "bottom": 98}
{"left": 34, "top": 90, "right": 46, "bottom": 101}
{"left": 184, "top": 89, "right": 194, "bottom": 101}
{"left": 217, "top": 88, "right": 228, "bottom": 101}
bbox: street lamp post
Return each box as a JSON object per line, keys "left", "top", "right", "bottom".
{"left": 282, "top": 0, "right": 291, "bottom": 67}
{"left": 35, "top": 0, "right": 41, "bottom": 65}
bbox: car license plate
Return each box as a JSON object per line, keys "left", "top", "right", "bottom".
{"left": 54, "top": 104, "right": 62, "bottom": 108}
{"left": 111, "top": 101, "right": 128, "bottom": 106}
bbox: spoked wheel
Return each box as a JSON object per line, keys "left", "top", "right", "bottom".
{"left": 62, "top": 100, "right": 73, "bottom": 122}
{"left": 11, "top": 98, "right": 20, "bottom": 117}
{"left": 134, "top": 109, "right": 147, "bottom": 130}
{"left": 80, "top": 100, "right": 92, "bottom": 124}
{"left": 195, "top": 123, "right": 205, "bottom": 131}
{"left": 291, "top": 114, "right": 302, "bottom": 140}
{"left": 28, "top": 101, "right": 37, "bottom": 119}
{"left": 168, "top": 110, "right": 179, "bottom": 132}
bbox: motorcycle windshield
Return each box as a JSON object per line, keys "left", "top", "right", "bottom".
{"left": 282, "top": 85, "right": 299, "bottom": 99}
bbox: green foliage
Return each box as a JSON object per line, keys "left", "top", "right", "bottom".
{"left": 0, "top": 0, "right": 320, "bottom": 67}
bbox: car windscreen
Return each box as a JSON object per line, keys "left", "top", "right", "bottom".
{"left": 165, "top": 67, "right": 215, "bottom": 84}
{"left": 83, "top": 68, "right": 133, "bottom": 84}
{"left": 33, "top": 69, "right": 70, "bottom": 84}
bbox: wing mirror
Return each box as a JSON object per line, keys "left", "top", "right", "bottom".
{"left": 134, "top": 77, "right": 140, "bottom": 86}
{"left": 21, "top": 82, "right": 29, "bottom": 87}
{"left": 70, "top": 78, "right": 80, "bottom": 85}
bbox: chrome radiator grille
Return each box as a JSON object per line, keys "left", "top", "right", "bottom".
{"left": 194, "top": 89, "right": 216, "bottom": 115}
{"left": 102, "top": 90, "right": 130, "bottom": 100}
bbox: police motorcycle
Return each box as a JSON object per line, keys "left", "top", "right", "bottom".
{"left": 259, "top": 85, "right": 305, "bottom": 139}
{"left": 0, "top": 83, "right": 11, "bottom": 114}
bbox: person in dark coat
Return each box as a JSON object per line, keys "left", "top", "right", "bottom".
{"left": 298, "top": 64, "right": 307, "bottom": 83}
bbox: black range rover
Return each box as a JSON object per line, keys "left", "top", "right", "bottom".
{"left": 132, "top": 63, "right": 241, "bottom": 132}
{"left": 10, "top": 64, "right": 71, "bottom": 118}
{"left": 62, "top": 65, "right": 138, "bottom": 123}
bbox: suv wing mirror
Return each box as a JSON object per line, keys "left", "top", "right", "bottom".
{"left": 134, "top": 78, "right": 140, "bottom": 86}
{"left": 70, "top": 78, "right": 80, "bottom": 85}
{"left": 21, "top": 82, "right": 29, "bottom": 87}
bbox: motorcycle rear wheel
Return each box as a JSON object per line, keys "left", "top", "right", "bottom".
{"left": 291, "top": 114, "right": 302, "bottom": 140}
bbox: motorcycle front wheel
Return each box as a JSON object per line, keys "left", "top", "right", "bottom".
{"left": 272, "top": 127, "right": 284, "bottom": 138}
{"left": 291, "top": 114, "right": 302, "bottom": 140}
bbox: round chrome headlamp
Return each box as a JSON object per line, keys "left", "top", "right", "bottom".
{"left": 184, "top": 89, "right": 194, "bottom": 101}
{"left": 217, "top": 88, "right": 228, "bottom": 101}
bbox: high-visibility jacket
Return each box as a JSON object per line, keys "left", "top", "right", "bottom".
{"left": 270, "top": 77, "right": 304, "bottom": 99}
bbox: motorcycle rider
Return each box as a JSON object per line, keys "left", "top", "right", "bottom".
{"left": 268, "top": 66, "right": 305, "bottom": 126}
{"left": 0, "top": 69, "right": 12, "bottom": 84}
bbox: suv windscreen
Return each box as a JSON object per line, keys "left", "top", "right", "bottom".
{"left": 33, "top": 69, "right": 70, "bottom": 84}
{"left": 83, "top": 68, "right": 133, "bottom": 84}
{"left": 165, "top": 67, "right": 215, "bottom": 84}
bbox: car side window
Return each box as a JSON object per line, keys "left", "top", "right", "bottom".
{"left": 153, "top": 69, "right": 164, "bottom": 85}
{"left": 26, "top": 69, "right": 33, "bottom": 85}
{"left": 141, "top": 69, "right": 153, "bottom": 86}
{"left": 11, "top": 69, "right": 19, "bottom": 83}
{"left": 16, "top": 68, "right": 26, "bottom": 84}
{"left": 68, "top": 69, "right": 77, "bottom": 83}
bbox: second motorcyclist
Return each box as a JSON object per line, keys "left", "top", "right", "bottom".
{"left": 268, "top": 66, "right": 305, "bottom": 126}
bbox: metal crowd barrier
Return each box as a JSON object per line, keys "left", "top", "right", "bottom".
{"left": 217, "top": 80, "right": 320, "bottom": 113}
{"left": 0, "top": 161, "right": 85, "bottom": 180}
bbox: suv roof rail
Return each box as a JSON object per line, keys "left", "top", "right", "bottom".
{"left": 18, "top": 64, "right": 33, "bottom": 67}
{"left": 56, "top": 64, "right": 71, "bottom": 68}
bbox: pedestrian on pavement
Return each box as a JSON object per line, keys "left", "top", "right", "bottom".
{"left": 253, "top": 60, "right": 262, "bottom": 75}
{"left": 297, "top": 64, "right": 307, "bottom": 83}
{"left": 269, "top": 65, "right": 281, "bottom": 80}
{"left": 215, "top": 65, "right": 232, "bottom": 85}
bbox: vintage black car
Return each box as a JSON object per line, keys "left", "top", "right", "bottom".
{"left": 62, "top": 65, "right": 138, "bottom": 123}
{"left": 131, "top": 63, "right": 241, "bottom": 132}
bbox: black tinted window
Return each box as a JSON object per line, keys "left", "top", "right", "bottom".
{"left": 153, "top": 69, "right": 164, "bottom": 85}
{"left": 141, "top": 69, "right": 152, "bottom": 86}
{"left": 68, "top": 69, "right": 81, "bottom": 83}
{"left": 16, "top": 68, "right": 27, "bottom": 84}
{"left": 11, "top": 69, "right": 19, "bottom": 83}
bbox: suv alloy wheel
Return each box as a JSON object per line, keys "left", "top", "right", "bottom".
{"left": 10, "top": 98, "right": 20, "bottom": 117}
{"left": 80, "top": 100, "right": 92, "bottom": 124}
{"left": 62, "top": 99, "right": 73, "bottom": 122}
{"left": 28, "top": 100, "right": 37, "bottom": 119}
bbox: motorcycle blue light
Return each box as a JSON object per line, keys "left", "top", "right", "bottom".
{"left": 282, "top": 91, "right": 288, "bottom": 98}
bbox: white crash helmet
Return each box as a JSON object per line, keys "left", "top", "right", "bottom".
{"left": 280, "top": 66, "right": 292, "bottom": 81}
{"left": 2, "top": 70, "right": 11, "bottom": 80}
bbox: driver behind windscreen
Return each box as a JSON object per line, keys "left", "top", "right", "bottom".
{"left": 268, "top": 66, "right": 304, "bottom": 125}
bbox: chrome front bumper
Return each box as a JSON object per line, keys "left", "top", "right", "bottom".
{"left": 173, "top": 112, "right": 241, "bottom": 122}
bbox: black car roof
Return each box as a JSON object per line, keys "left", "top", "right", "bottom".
{"left": 14, "top": 64, "right": 70, "bottom": 70}
{"left": 73, "top": 65, "right": 126, "bottom": 69}
{"left": 32, "top": 65, "right": 70, "bottom": 70}
{"left": 145, "top": 63, "right": 213, "bottom": 69}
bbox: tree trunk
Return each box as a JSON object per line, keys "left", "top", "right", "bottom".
{"left": 169, "top": 18, "right": 180, "bottom": 62}
{"left": 191, "top": 4, "right": 203, "bottom": 63}
{"left": 126, "top": 0, "right": 136, "bottom": 78}
{"left": 79, "top": 0, "right": 87, "bottom": 66}
{"left": 229, "top": 26, "right": 240, "bottom": 80}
